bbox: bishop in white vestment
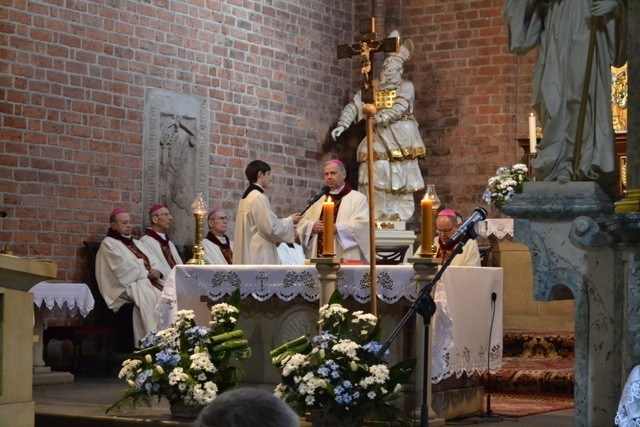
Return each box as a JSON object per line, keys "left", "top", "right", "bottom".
{"left": 297, "top": 159, "right": 370, "bottom": 263}
{"left": 96, "top": 208, "right": 164, "bottom": 346}
{"left": 203, "top": 209, "right": 233, "bottom": 264}
{"left": 140, "top": 204, "right": 183, "bottom": 279}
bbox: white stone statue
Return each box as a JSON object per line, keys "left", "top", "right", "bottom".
{"left": 331, "top": 31, "right": 426, "bottom": 222}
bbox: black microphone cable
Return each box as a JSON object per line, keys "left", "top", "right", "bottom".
{"left": 482, "top": 291, "right": 503, "bottom": 421}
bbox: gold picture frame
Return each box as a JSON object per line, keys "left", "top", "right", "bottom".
{"left": 612, "top": 63, "right": 628, "bottom": 134}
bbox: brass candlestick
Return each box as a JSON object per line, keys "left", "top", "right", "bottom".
{"left": 424, "top": 184, "right": 441, "bottom": 254}
{"left": 186, "top": 193, "right": 209, "bottom": 265}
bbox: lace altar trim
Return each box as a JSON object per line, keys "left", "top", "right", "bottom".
{"left": 616, "top": 365, "right": 640, "bottom": 426}
{"left": 476, "top": 219, "right": 514, "bottom": 240}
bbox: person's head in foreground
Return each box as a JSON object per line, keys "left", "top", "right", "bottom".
{"left": 193, "top": 388, "right": 300, "bottom": 427}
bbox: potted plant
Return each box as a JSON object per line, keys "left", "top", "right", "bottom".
{"left": 107, "top": 290, "right": 250, "bottom": 419}
{"left": 271, "top": 291, "right": 415, "bottom": 426}
{"left": 482, "top": 163, "right": 531, "bottom": 211}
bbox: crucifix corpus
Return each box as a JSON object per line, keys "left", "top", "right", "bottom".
{"left": 336, "top": 18, "right": 399, "bottom": 316}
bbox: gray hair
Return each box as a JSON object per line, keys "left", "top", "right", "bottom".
{"left": 193, "top": 388, "right": 300, "bottom": 427}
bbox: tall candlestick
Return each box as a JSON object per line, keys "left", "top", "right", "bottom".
{"left": 528, "top": 113, "right": 537, "bottom": 154}
{"left": 420, "top": 198, "right": 433, "bottom": 255}
{"left": 322, "top": 198, "right": 335, "bottom": 256}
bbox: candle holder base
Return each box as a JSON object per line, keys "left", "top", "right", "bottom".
{"left": 408, "top": 256, "right": 441, "bottom": 265}
{"left": 318, "top": 253, "right": 337, "bottom": 258}
{"left": 186, "top": 245, "right": 209, "bottom": 265}
{"left": 186, "top": 258, "right": 208, "bottom": 265}
{"left": 415, "top": 252, "right": 438, "bottom": 259}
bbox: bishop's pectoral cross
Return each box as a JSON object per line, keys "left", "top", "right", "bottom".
{"left": 337, "top": 18, "right": 399, "bottom": 103}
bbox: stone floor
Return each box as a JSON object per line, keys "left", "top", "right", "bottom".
{"left": 33, "top": 377, "right": 575, "bottom": 426}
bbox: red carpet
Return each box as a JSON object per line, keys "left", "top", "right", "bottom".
{"left": 484, "top": 392, "right": 574, "bottom": 417}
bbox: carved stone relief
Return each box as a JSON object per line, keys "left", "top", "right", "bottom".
{"left": 143, "top": 89, "right": 209, "bottom": 247}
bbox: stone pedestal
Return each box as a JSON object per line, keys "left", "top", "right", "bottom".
{"left": 490, "top": 234, "right": 574, "bottom": 331}
{"left": 0, "top": 287, "right": 35, "bottom": 427}
{"left": 503, "top": 181, "right": 618, "bottom": 426}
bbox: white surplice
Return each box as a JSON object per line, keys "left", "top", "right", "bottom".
{"left": 297, "top": 189, "right": 370, "bottom": 263}
{"left": 95, "top": 236, "right": 162, "bottom": 344}
{"left": 203, "top": 237, "right": 234, "bottom": 265}
{"left": 234, "top": 187, "right": 295, "bottom": 264}
{"left": 140, "top": 233, "right": 183, "bottom": 279}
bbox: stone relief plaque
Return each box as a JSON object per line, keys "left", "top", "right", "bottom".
{"left": 143, "top": 89, "right": 209, "bottom": 247}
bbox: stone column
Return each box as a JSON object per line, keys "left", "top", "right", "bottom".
{"left": 503, "top": 182, "right": 619, "bottom": 426}
{"left": 311, "top": 257, "right": 341, "bottom": 309}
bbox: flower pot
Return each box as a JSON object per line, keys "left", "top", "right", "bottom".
{"left": 169, "top": 400, "right": 204, "bottom": 419}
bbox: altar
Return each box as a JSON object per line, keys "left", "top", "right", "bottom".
{"left": 156, "top": 264, "right": 503, "bottom": 388}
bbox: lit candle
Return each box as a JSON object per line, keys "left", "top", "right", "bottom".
{"left": 528, "top": 113, "right": 537, "bottom": 154}
{"left": 322, "top": 198, "right": 335, "bottom": 256}
{"left": 420, "top": 198, "right": 433, "bottom": 255}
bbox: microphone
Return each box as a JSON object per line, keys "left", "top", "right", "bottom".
{"left": 446, "top": 207, "right": 487, "bottom": 245}
{"left": 301, "top": 186, "right": 330, "bottom": 215}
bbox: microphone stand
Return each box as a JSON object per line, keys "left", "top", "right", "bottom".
{"left": 376, "top": 233, "right": 474, "bottom": 427}
{"left": 300, "top": 189, "right": 328, "bottom": 215}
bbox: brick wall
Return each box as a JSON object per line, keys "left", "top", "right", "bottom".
{"left": 1, "top": 0, "right": 535, "bottom": 280}
{"left": 0, "top": 0, "right": 356, "bottom": 279}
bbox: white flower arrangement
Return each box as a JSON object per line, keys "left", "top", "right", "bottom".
{"left": 107, "top": 290, "right": 250, "bottom": 412}
{"left": 271, "top": 291, "right": 414, "bottom": 425}
{"left": 482, "top": 163, "right": 530, "bottom": 209}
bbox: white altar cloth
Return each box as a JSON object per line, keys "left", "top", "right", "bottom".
{"left": 30, "top": 281, "right": 94, "bottom": 321}
{"left": 29, "top": 281, "right": 95, "bottom": 377}
{"left": 156, "top": 265, "right": 503, "bottom": 382}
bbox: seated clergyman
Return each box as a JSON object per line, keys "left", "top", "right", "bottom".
{"left": 140, "top": 204, "right": 183, "bottom": 279}
{"left": 414, "top": 208, "right": 481, "bottom": 267}
{"left": 203, "top": 209, "right": 233, "bottom": 265}
{"left": 95, "top": 208, "right": 164, "bottom": 346}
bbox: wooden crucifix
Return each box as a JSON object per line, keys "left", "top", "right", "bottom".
{"left": 337, "top": 18, "right": 399, "bottom": 103}
{"left": 336, "top": 18, "right": 398, "bottom": 316}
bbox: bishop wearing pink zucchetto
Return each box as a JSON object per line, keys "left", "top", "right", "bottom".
{"left": 414, "top": 208, "right": 481, "bottom": 267}
{"left": 203, "top": 209, "right": 233, "bottom": 265}
{"left": 95, "top": 208, "right": 165, "bottom": 347}
{"left": 296, "top": 159, "right": 370, "bottom": 263}
{"left": 140, "top": 204, "right": 183, "bottom": 279}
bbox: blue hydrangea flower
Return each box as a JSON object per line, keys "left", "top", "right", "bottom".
{"left": 185, "top": 326, "right": 209, "bottom": 345}
{"left": 139, "top": 331, "right": 158, "bottom": 348}
{"left": 155, "top": 349, "right": 180, "bottom": 367}
{"left": 134, "top": 369, "right": 152, "bottom": 390}
{"left": 312, "top": 331, "right": 337, "bottom": 349}
{"left": 362, "top": 341, "right": 389, "bottom": 356}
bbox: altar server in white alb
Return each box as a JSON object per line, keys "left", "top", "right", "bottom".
{"left": 234, "top": 160, "right": 302, "bottom": 264}
{"left": 203, "top": 209, "right": 233, "bottom": 264}
{"left": 297, "top": 159, "right": 370, "bottom": 263}
{"left": 96, "top": 208, "right": 164, "bottom": 346}
{"left": 140, "top": 204, "right": 183, "bottom": 279}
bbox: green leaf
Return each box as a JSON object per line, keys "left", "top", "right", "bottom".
{"left": 227, "top": 288, "right": 242, "bottom": 311}
{"left": 389, "top": 358, "right": 416, "bottom": 384}
{"left": 270, "top": 335, "right": 310, "bottom": 357}
{"left": 211, "top": 338, "right": 249, "bottom": 353}
{"left": 209, "top": 329, "right": 244, "bottom": 344}
{"left": 328, "top": 288, "right": 346, "bottom": 306}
